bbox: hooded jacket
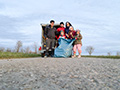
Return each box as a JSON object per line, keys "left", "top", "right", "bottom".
{"left": 74, "top": 33, "right": 82, "bottom": 45}
{"left": 44, "top": 25, "right": 57, "bottom": 39}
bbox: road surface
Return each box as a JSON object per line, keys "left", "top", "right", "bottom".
{"left": 0, "top": 57, "right": 120, "bottom": 90}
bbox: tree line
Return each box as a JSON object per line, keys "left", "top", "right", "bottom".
{"left": 0, "top": 41, "right": 39, "bottom": 54}
{"left": 85, "top": 46, "right": 120, "bottom": 56}
{"left": 0, "top": 41, "right": 120, "bottom": 56}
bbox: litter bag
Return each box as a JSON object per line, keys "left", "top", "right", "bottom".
{"left": 54, "top": 38, "right": 75, "bottom": 57}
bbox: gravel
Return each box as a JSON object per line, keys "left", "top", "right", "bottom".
{"left": 0, "top": 57, "right": 120, "bottom": 90}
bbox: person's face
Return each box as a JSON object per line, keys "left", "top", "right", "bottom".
{"left": 67, "top": 22, "right": 70, "bottom": 27}
{"left": 60, "top": 24, "right": 64, "bottom": 27}
{"left": 61, "top": 32, "right": 64, "bottom": 35}
{"left": 50, "top": 22, "right": 54, "bottom": 27}
{"left": 76, "top": 31, "right": 80, "bottom": 34}
{"left": 69, "top": 27, "right": 73, "bottom": 31}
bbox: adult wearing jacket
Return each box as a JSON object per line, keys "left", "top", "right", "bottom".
{"left": 44, "top": 20, "right": 57, "bottom": 57}
{"left": 65, "top": 21, "right": 72, "bottom": 38}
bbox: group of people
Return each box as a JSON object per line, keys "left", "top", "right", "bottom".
{"left": 44, "top": 20, "right": 82, "bottom": 58}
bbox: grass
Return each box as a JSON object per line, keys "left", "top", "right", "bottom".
{"left": 0, "top": 52, "right": 41, "bottom": 59}
{"left": 82, "top": 55, "right": 120, "bottom": 59}
{"left": 0, "top": 52, "right": 120, "bottom": 59}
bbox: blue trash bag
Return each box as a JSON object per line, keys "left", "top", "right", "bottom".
{"left": 54, "top": 38, "right": 75, "bottom": 58}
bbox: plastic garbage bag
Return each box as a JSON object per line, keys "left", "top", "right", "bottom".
{"left": 54, "top": 38, "right": 75, "bottom": 58}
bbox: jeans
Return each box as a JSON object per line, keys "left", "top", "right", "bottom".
{"left": 45, "top": 38, "right": 55, "bottom": 56}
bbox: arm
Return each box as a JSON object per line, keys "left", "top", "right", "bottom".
{"left": 55, "top": 28, "right": 60, "bottom": 36}
{"left": 77, "top": 33, "right": 82, "bottom": 40}
{"left": 70, "top": 31, "right": 76, "bottom": 39}
{"left": 44, "top": 26, "right": 48, "bottom": 39}
{"left": 71, "top": 34, "right": 75, "bottom": 38}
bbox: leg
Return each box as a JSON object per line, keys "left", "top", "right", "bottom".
{"left": 72, "top": 45, "right": 77, "bottom": 58}
{"left": 77, "top": 44, "right": 82, "bottom": 58}
{"left": 45, "top": 39, "right": 51, "bottom": 57}
{"left": 51, "top": 39, "right": 55, "bottom": 49}
{"left": 51, "top": 39, "right": 55, "bottom": 57}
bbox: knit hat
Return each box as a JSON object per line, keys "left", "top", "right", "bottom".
{"left": 76, "top": 29, "right": 80, "bottom": 32}
{"left": 69, "top": 26, "right": 74, "bottom": 29}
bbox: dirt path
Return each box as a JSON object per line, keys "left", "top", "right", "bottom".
{"left": 0, "top": 57, "right": 120, "bottom": 90}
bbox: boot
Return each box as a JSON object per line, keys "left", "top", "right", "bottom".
{"left": 78, "top": 53, "right": 81, "bottom": 58}
{"left": 44, "top": 49, "right": 49, "bottom": 57}
{"left": 51, "top": 49, "right": 54, "bottom": 57}
{"left": 72, "top": 53, "right": 76, "bottom": 58}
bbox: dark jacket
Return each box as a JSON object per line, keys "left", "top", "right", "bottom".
{"left": 74, "top": 33, "right": 82, "bottom": 45}
{"left": 44, "top": 25, "right": 57, "bottom": 39}
{"left": 65, "top": 27, "right": 69, "bottom": 34}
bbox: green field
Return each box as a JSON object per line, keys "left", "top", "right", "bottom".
{"left": 0, "top": 52, "right": 120, "bottom": 59}
{"left": 82, "top": 55, "right": 120, "bottom": 59}
{"left": 0, "top": 52, "right": 41, "bottom": 59}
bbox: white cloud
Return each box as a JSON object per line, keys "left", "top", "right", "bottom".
{"left": 0, "top": 0, "right": 120, "bottom": 55}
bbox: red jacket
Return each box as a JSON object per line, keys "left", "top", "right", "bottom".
{"left": 57, "top": 35, "right": 66, "bottom": 40}
{"left": 57, "top": 27, "right": 65, "bottom": 33}
{"left": 68, "top": 30, "right": 76, "bottom": 39}
{"left": 56, "top": 27, "right": 65, "bottom": 39}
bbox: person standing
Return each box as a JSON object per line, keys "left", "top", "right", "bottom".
{"left": 67, "top": 26, "right": 76, "bottom": 39}
{"left": 72, "top": 29, "right": 82, "bottom": 58}
{"left": 65, "top": 21, "right": 72, "bottom": 38}
{"left": 44, "top": 20, "right": 57, "bottom": 57}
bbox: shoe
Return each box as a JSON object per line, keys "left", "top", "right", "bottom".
{"left": 72, "top": 55, "right": 76, "bottom": 58}
{"left": 50, "top": 55, "right": 54, "bottom": 57}
{"left": 44, "top": 55, "right": 47, "bottom": 58}
{"left": 78, "top": 55, "right": 81, "bottom": 58}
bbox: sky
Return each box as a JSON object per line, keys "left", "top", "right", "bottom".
{"left": 0, "top": 0, "right": 120, "bottom": 55}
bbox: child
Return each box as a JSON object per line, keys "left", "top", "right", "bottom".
{"left": 56, "top": 22, "right": 65, "bottom": 40}
{"left": 57, "top": 30, "right": 66, "bottom": 40}
{"left": 72, "top": 29, "right": 82, "bottom": 58}
{"left": 67, "top": 26, "right": 76, "bottom": 39}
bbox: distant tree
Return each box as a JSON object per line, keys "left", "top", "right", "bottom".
{"left": 20, "top": 48, "right": 25, "bottom": 53}
{"left": 86, "top": 46, "right": 94, "bottom": 56}
{"left": 25, "top": 46, "right": 30, "bottom": 53}
{"left": 6, "top": 48, "right": 11, "bottom": 52}
{"left": 0, "top": 47, "right": 5, "bottom": 52}
{"left": 116, "top": 51, "right": 120, "bottom": 56}
{"left": 12, "top": 48, "right": 16, "bottom": 52}
{"left": 107, "top": 52, "right": 111, "bottom": 56}
{"left": 33, "top": 42, "right": 38, "bottom": 54}
{"left": 16, "top": 41, "right": 22, "bottom": 52}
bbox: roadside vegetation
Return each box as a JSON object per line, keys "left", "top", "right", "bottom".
{"left": 0, "top": 52, "right": 41, "bottom": 59}
{"left": 0, "top": 41, "right": 120, "bottom": 59}
{"left": 0, "top": 41, "right": 41, "bottom": 59}
{"left": 82, "top": 55, "right": 120, "bottom": 59}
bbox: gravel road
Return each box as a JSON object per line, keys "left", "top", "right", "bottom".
{"left": 0, "top": 57, "right": 120, "bottom": 90}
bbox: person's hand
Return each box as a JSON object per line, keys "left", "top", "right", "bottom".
{"left": 66, "top": 34, "right": 69, "bottom": 37}
{"left": 70, "top": 32, "right": 72, "bottom": 35}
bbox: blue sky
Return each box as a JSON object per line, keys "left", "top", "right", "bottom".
{"left": 0, "top": 0, "right": 120, "bottom": 55}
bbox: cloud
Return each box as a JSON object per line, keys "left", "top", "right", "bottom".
{"left": 0, "top": 0, "right": 120, "bottom": 55}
